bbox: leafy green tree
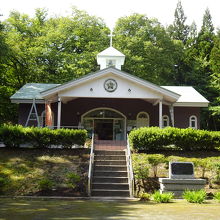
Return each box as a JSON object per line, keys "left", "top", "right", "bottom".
{"left": 0, "top": 8, "right": 110, "bottom": 124}
{"left": 209, "top": 32, "right": 220, "bottom": 129}
{"left": 114, "top": 13, "right": 182, "bottom": 85}
{"left": 167, "top": 0, "right": 189, "bottom": 44}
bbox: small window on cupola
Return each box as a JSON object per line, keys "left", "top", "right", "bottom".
{"left": 106, "top": 59, "right": 116, "bottom": 68}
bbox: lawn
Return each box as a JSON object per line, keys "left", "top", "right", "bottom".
{"left": 0, "top": 148, "right": 89, "bottom": 196}
{"left": 0, "top": 198, "right": 219, "bottom": 220}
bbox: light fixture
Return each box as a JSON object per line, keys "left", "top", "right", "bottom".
{"left": 90, "top": 88, "right": 93, "bottom": 92}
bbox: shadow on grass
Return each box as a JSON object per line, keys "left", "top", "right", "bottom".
{"left": 1, "top": 198, "right": 220, "bottom": 220}
{"left": 0, "top": 198, "right": 153, "bottom": 220}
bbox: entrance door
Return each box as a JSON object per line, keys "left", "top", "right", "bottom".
{"left": 94, "top": 119, "right": 113, "bottom": 140}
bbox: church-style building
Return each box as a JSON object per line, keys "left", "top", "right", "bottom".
{"left": 11, "top": 45, "right": 209, "bottom": 141}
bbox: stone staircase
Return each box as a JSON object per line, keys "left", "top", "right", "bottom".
{"left": 91, "top": 150, "right": 130, "bottom": 197}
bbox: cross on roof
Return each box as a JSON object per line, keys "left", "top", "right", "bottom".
{"left": 108, "top": 30, "right": 115, "bottom": 47}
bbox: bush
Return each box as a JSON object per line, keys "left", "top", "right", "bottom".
{"left": 183, "top": 190, "right": 207, "bottom": 203}
{"left": 147, "top": 154, "right": 166, "bottom": 177}
{"left": 0, "top": 124, "right": 26, "bottom": 147}
{"left": 66, "top": 172, "right": 81, "bottom": 189}
{"left": 214, "top": 192, "right": 220, "bottom": 202}
{"left": 38, "top": 178, "right": 53, "bottom": 191}
{"left": 152, "top": 191, "right": 173, "bottom": 203}
{"left": 212, "top": 162, "right": 220, "bottom": 184}
{"left": 193, "top": 158, "right": 212, "bottom": 178}
{"left": 139, "top": 192, "right": 151, "bottom": 201}
{"left": 129, "top": 127, "right": 220, "bottom": 151}
{"left": 132, "top": 154, "right": 149, "bottom": 180}
{"left": 0, "top": 125, "right": 87, "bottom": 148}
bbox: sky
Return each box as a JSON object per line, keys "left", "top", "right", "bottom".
{"left": 1, "top": 0, "right": 220, "bottom": 30}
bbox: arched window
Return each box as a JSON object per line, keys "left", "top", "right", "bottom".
{"left": 189, "top": 115, "right": 197, "bottom": 129}
{"left": 136, "top": 112, "right": 150, "bottom": 128}
{"left": 40, "top": 110, "right": 54, "bottom": 128}
{"left": 162, "top": 115, "right": 169, "bottom": 128}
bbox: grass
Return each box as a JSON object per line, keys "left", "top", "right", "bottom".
{"left": 0, "top": 148, "right": 89, "bottom": 196}
{"left": 0, "top": 198, "right": 220, "bottom": 220}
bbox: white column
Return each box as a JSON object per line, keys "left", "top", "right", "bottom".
{"left": 169, "top": 104, "right": 175, "bottom": 127}
{"left": 159, "top": 100, "right": 163, "bottom": 128}
{"left": 57, "top": 98, "right": 61, "bottom": 129}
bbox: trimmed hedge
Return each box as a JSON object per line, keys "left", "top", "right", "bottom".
{"left": 129, "top": 127, "right": 220, "bottom": 151}
{"left": 0, "top": 124, "right": 87, "bottom": 148}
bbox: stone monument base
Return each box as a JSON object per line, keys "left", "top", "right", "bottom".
{"left": 159, "top": 178, "right": 206, "bottom": 198}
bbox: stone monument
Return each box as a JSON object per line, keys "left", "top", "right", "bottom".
{"left": 159, "top": 162, "right": 206, "bottom": 198}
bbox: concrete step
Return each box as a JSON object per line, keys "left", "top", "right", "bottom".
{"left": 94, "top": 165, "right": 127, "bottom": 172}
{"left": 91, "top": 189, "right": 130, "bottom": 197}
{"left": 95, "top": 155, "right": 126, "bottom": 161}
{"left": 93, "top": 177, "right": 129, "bottom": 183}
{"left": 95, "top": 160, "right": 127, "bottom": 166}
{"left": 95, "top": 150, "right": 126, "bottom": 156}
{"left": 93, "top": 171, "right": 128, "bottom": 177}
{"left": 92, "top": 183, "right": 129, "bottom": 190}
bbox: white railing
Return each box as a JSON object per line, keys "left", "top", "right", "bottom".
{"left": 88, "top": 133, "right": 94, "bottom": 196}
{"left": 126, "top": 134, "right": 134, "bottom": 197}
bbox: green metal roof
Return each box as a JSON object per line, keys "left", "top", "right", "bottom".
{"left": 10, "top": 83, "right": 60, "bottom": 100}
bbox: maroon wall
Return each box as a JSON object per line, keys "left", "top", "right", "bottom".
{"left": 174, "top": 106, "right": 200, "bottom": 129}
{"left": 18, "top": 98, "right": 201, "bottom": 129}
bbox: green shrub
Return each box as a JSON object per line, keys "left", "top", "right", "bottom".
{"left": 214, "top": 192, "right": 220, "bottom": 202}
{"left": 66, "top": 172, "right": 81, "bottom": 189}
{"left": 129, "top": 127, "right": 220, "bottom": 151}
{"left": 132, "top": 154, "right": 149, "bottom": 180}
{"left": 0, "top": 125, "right": 87, "bottom": 148}
{"left": 152, "top": 191, "right": 173, "bottom": 203}
{"left": 0, "top": 124, "right": 26, "bottom": 147}
{"left": 139, "top": 192, "right": 151, "bottom": 201}
{"left": 38, "top": 178, "right": 53, "bottom": 191}
{"left": 147, "top": 154, "right": 166, "bottom": 177}
{"left": 55, "top": 129, "right": 87, "bottom": 148}
{"left": 212, "top": 162, "right": 220, "bottom": 184}
{"left": 183, "top": 190, "right": 207, "bottom": 203}
{"left": 0, "top": 177, "right": 8, "bottom": 192}
{"left": 193, "top": 158, "right": 212, "bottom": 178}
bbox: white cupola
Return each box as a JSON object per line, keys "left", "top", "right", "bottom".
{"left": 97, "top": 46, "right": 125, "bottom": 70}
{"left": 97, "top": 31, "right": 125, "bottom": 70}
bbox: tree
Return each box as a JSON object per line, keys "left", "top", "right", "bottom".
{"left": 114, "top": 13, "right": 182, "bottom": 85}
{"left": 0, "top": 8, "right": 110, "bottom": 124}
{"left": 168, "top": 0, "right": 189, "bottom": 44}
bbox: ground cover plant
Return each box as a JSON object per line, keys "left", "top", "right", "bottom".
{"left": 214, "top": 192, "right": 220, "bottom": 202}
{"left": 0, "top": 148, "right": 89, "bottom": 196}
{"left": 183, "top": 190, "right": 207, "bottom": 204}
{"left": 152, "top": 191, "right": 174, "bottom": 203}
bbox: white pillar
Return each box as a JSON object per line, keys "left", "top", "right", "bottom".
{"left": 57, "top": 98, "right": 61, "bottom": 129}
{"left": 169, "top": 104, "right": 175, "bottom": 127}
{"left": 159, "top": 100, "right": 163, "bottom": 128}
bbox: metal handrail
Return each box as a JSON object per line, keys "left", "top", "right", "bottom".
{"left": 88, "top": 133, "right": 94, "bottom": 196}
{"left": 126, "top": 134, "right": 134, "bottom": 197}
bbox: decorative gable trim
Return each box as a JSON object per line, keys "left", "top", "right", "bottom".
{"left": 41, "top": 67, "right": 180, "bottom": 101}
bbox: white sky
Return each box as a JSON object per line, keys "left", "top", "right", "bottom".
{"left": 1, "top": 0, "right": 220, "bottom": 30}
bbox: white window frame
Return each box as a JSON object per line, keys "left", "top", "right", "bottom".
{"left": 162, "top": 115, "right": 169, "bottom": 128}
{"left": 136, "top": 112, "right": 150, "bottom": 128}
{"left": 189, "top": 115, "right": 197, "bottom": 129}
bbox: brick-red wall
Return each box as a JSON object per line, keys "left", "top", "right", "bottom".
{"left": 18, "top": 98, "right": 200, "bottom": 129}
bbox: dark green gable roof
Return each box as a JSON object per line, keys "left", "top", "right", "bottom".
{"left": 10, "top": 83, "right": 60, "bottom": 101}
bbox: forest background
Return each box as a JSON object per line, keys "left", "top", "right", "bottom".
{"left": 0, "top": 1, "right": 219, "bottom": 130}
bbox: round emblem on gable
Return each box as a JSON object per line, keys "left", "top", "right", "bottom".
{"left": 104, "top": 79, "right": 117, "bottom": 92}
